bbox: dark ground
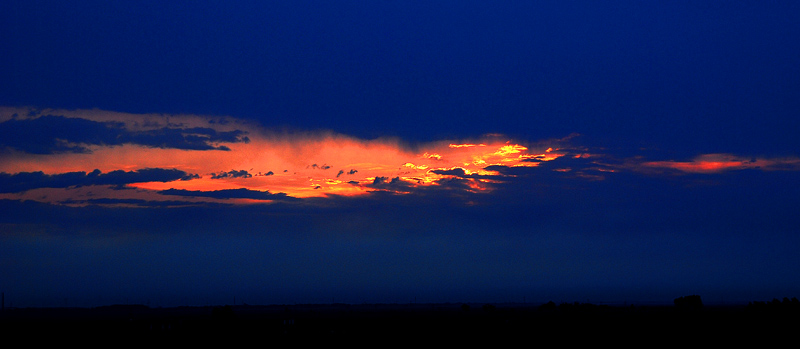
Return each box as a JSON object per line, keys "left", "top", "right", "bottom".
{"left": 2, "top": 301, "right": 798, "bottom": 343}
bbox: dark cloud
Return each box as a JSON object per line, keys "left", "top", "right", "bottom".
{"left": 366, "top": 176, "right": 418, "bottom": 192}
{"left": 208, "top": 118, "right": 229, "bottom": 125}
{"left": 211, "top": 170, "right": 252, "bottom": 179}
{"left": 181, "top": 173, "right": 201, "bottom": 181}
{"left": 337, "top": 169, "right": 358, "bottom": 177}
{"left": 124, "top": 126, "right": 249, "bottom": 151}
{"left": 0, "top": 115, "right": 249, "bottom": 154}
{"left": 0, "top": 115, "right": 123, "bottom": 154}
{"left": 158, "top": 188, "right": 298, "bottom": 201}
{"left": 308, "top": 164, "right": 331, "bottom": 170}
{"left": 520, "top": 155, "right": 547, "bottom": 163}
{"left": 0, "top": 168, "right": 196, "bottom": 193}
{"left": 430, "top": 168, "right": 468, "bottom": 177}
{"left": 61, "top": 198, "right": 202, "bottom": 207}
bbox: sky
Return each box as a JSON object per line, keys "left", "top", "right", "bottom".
{"left": 1, "top": 1, "right": 799, "bottom": 307}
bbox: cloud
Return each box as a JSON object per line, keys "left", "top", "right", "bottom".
{"left": 3, "top": 107, "right": 799, "bottom": 207}
{"left": 211, "top": 170, "right": 253, "bottom": 179}
{"left": 359, "top": 176, "right": 419, "bottom": 194}
{"left": 123, "top": 126, "right": 249, "bottom": 151}
{"left": 62, "top": 198, "right": 203, "bottom": 208}
{"left": 639, "top": 154, "right": 800, "bottom": 174}
{"left": 335, "top": 169, "right": 359, "bottom": 178}
{"left": 0, "top": 168, "right": 196, "bottom": 193}
{"left": 0, "top": 115, "right": 123, "bottom": 154}
{"left": 158, "top": 188, "right": 298, "bottom": 201}
{"left": 308, "top": 164, "right": 331, "bottom": 170}
{"left": 0, "top": 114, "right": 249, "bottom": 154}
{"left": 430, "top": 167, "right": 469, "bottom": 177}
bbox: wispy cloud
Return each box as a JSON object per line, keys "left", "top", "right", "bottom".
{"left": 0, "top": 112, "right": 248, "bottom": 154}
{"left": 0, "top": 168, "right": 195, "bottom": 193}
{"left": 158, "top": 188, "right": 297, "bottom": 201}
{"left": 2, "top": 107, "right": 798, "bottom": 208}
{"left": 640, "top": 154, "right": 800, "bottom": 174}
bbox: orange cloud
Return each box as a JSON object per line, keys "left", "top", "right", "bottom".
{"left": 641, "top": 154, "right": 800, "bottom": 174}
{"left": 12, "top": 108, "right": 797, "bottom": 207}
{"left": 0, "top": 108, "right": 568, "bottom": 205}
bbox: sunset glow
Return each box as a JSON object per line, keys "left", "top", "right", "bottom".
{"left": 641, "top": 154, "right": 800, "bottom": 174}
{"left": 4, "top": 107, "right": 799, "bottom": 208}
{"left": 3, "top": 2, "right": 800, "bottom": 310}
{"left": 0, "top": 108, "right": 573, "bottom": 205}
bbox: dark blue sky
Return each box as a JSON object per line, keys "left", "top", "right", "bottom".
{"left": 1, "top": 1, "right": 799, "bottom": 307}
{"left": 4, "top": 1, "right": 799, "bottom": 152}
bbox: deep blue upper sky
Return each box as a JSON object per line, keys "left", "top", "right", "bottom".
{"left": 1, "top": 1, "right": 799, "bottom": 307}
{"left": 3, "top": 1, "right": 799, "bottom": 155}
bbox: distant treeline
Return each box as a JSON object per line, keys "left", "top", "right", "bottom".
{"left": 747, "top": 297, "right": 800, "bottom": 311}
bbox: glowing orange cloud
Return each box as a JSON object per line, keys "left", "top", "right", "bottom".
{"left": 0, "top": 107, "right": 569, "bottom": 205}
{"left": 6, "top": 108, "right": 794, "bottom": 207}
{"left": 641, "top": 154, "right": 800, "bottom": 174}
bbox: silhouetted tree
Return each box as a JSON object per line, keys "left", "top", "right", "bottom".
{"left": 674, "top": 295, "right": 703, "bottom": 310}
{"left": 538, "top": 301, "right": 557, "bottom": 312}
{"left": 747, "top": 297, "right": 800, "bottom": 314}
